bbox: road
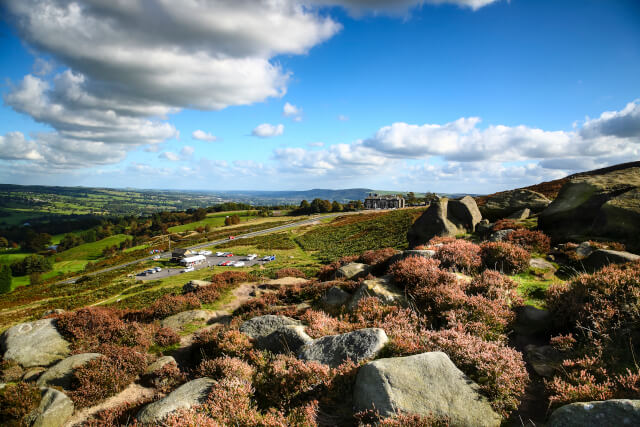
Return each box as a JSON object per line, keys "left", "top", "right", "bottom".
{"left": 52, "top": 214, "right": 338, "bottom": 285}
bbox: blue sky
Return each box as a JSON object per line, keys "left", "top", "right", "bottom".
{"left": 0, "top": 0, "right": 639, "bottom": 193}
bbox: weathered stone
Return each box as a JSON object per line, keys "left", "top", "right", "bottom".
{"left": 530, "top": 257, "right": 556, "bottom": 271}
{"left": 489, "top": 229, "right": 515, "bottom": 242}
{"left": 137, "top": 378, "right": 216, "bottom": 424}
{"left": 36, "top": 353, "right": 102, "bottom": 389}
{"left": 182, "top": 280, "right": 212, "bottom": 293}
{"left": 0, "top": 319, "right": 70, "bottom": 368}
{"left": 388, "top": 249, "right": 436, "bottom": 266}
{"left": 575, "top": 242, "right": 595, "bottom": 258}
{"left": 407, "top": 199, "right": 465, "bottom": 247}
{"left": 353, "top": 352, "right": 501, "bottom": 426}
{"left": 448, "top": 196, "right": 483, "bottom": 232}
{"left": 515, "top": 306, "right": 552, "bottom": 337}
{"left": 335, "top": 263, "right": 371, "bottom": 280}
{"left": 25, "top": 387, "right": 74, "bottom": 427}
{"left": 145, "top": 356, "right": 177, "bottom": 376}
{"left": 548, "top": 399, "right": 640, "bottom": 427}
{"left": 539, "top": 163, "right": 640, "bottom": 245}
{"left": 582, "top": 249, "right": 640, "bottom": 271}
{"left": 23, "top": 367, "right": 46, "bottom": 382}
{"left": 239, "top": 315, "right": 302, "bottom": 340}
{"left": 319, "top": 287, "right": 351, "bottom": 314}
{"left": 480, "top": 189, "right": 551, "bottom": 221}
{"left": 348, "top": 276, "right": 405, "bottom": 311}
{"left": 256, "top": 325, "right": 313, "bottom": 354}
{"left": 40, "top": 309, "right": 65, "bottom": 318}
{"left": 298, "top": 328, "right": 388, "bottom": 368}
{"left": 507, "top": 208, "right": 531, "bottom": 220}
{"left": 160, "top": 310, "right": 217, "bottom": 331}
{"left": 476, "top": 220, "right": 493, "bottom": 237}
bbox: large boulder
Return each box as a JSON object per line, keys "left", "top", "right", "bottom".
{"left": 36, "top": 353, "right": 102, "bottom": 389}
{"left": 353, "top": 352, "right": 501, "bottom": 426}
{"left": 137, "top": 378, "right": 216, "bottom": 424}
{"left": 548, "top": 399, "right": 640, "bottom": 427}
{"left": 255, "top": 325, "right": 313, "bottom": 354}
{"left": 582, "top": 249, "right": 640, "bottom": 272}
{"left": 407, "top": 199, "right": 466, "bottom": 247}
{"left": 539, "top": 163, "right": 640, "bottom": 246}
{"left": 335, "top": 263, "right": 370, "bottom": 280}
{"left": 387, "top": 249, "right": 436, "bottom": 266}
{"left": 348, "top": 276, "right": 405, "bottom": 311}
{"left": 507, "top": 208, "right": 531, "bottom": 220}
{"left": 298, "top": 328, "right": 388, "bottom": 368}
{"left": 239, "top": 315, "right": 302, "bottom": 340}
{"left": 0, "top": 319, "right": 70, "bottom": 368}
{"left": 448, "top": 196, "right": 483, "bottom": 232}
{"left": 319, "top": 286, "right": 351, "bottom": 314}
{"left": 25, "top": 387, "right": 75, "bottom": 427}
{"left": 479, "top": 189, "right": 551, "bottom": 221}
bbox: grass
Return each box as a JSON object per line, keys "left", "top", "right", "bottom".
{"left": 54, "top": 234, "right": 129, "bottom": 261}
{"left": 168, "top": 210, "right": 259, "bottom": 233}
{"left": 513, "top": 271, "right": 561, "bottom": 308}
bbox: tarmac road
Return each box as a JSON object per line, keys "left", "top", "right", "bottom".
{"left": 52, "top": 213, "right": 340, "bottom": 286}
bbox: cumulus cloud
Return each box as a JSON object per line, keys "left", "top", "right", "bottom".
{"left": 180, "top": 146, "right": 195, "bottom": 157}
{"left": 159, "top": 152, "right": 180, "bottom": 161}
{"left": 283, "top": 102, "right": 303, "bottom": 121}
{"left": 0, "top": 132, "right": 43, "bottom": 161}
{"left": 252, "top": 123, "right": 285, "bottom": 138}
{"left": 192, "top": 130, "right": 218, "bottom": 142}
{"left": 311, "top": 0, "right": 499, "bottom": 15}
{"left": 580, "top": 100, "right": 640, "bottom": 139}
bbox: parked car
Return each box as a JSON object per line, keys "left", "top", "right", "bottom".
{"left": 233, "top": 261, "right": 245, "bottom": 267}
{"left": 154, "top": 267, "right": 162, "bottom": 272}
{"left": 228, "top": 236, "right": 235, "bottom": 240}
{"left": 224, "top": 253, "right": 234, "bottom": 257}
{"left": 260, "top": 255, "right": 276, "bottom": 262}
{"left": 244, "top": 254, "right": 257, "bottom": 261}
{"left": 217, "top": 261, "right": 228, "bottom": 266}
{"left": 152, "top": 255, "right": 160, "bottom": 260}
{"left": 181, "top": 266, "right": 195, "bottom": 273}
{"left": 198, "top": 250, "right": 212, "bottom": 256}
{"left": 215, "top": 251, "right": 226, "bottom": 257}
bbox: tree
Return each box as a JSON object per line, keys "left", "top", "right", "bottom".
{"left": 23, "top": 231, "right": 52, "bottom": 252}
{"left": 298, "top": 200, "right": 311, "bottom": 215}
{"left": 0, "top": 237, "right": 8, "bottom": 248}
{"left": 193, "top": 208, "right": 207, "bottom": 221}
{"left": 331, "top": 201, "right": 343, "bottom": 212}
{"left": 10, "top": 255, "right": 53, "bottom": 277}
{"left": 405, "top": 192, "right": 418, "bottom": 206}
{"left": 424, "top": 192, "right": 440, "bottom": 204}
{"left": 0, "top": 265, "right": 11, "bottom": 294}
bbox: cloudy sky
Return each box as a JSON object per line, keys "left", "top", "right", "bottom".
{"left": 0, "top": 0, "right": 639, "bottom": 193}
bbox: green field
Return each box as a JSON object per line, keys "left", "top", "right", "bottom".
{"left": 54, "top": 234, "right": 129, "bottom": 262}
{"left": 168, "top": 210, "right": 258, "bottom": 233}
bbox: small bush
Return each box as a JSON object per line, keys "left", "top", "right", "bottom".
{"left": 318, "top": 255, "right": 359, "bottom": 281}
{"left": 356, "top": 410, "right": 450, "bottom": 427}
{"left": 505, "top": 229, "right": 551, "bottom": 253}
{"left": 480, "top": 242, "right": 530, "bottom": 274}
{"left": 467, "top": 270, "right": 521, "bottom": 303}
{"left": 275, "top": 267, "right": 307, "bottom": 279}
{"left": 145, "top": 361, "right": 186, "bottom": 393}
{"left": 389, "top": 256, "right": 455, "bottom": 291}
{"left": 197, "top": 356, "right": 255, "bottom": 382}
{"left": 0, "top": 382, "right": 41, "bottom": 426}
{"left": 0, "top": 360, "right": 24, "bottom": 383}
{"left": 194, "top": 328, "right": 254, "bottom": 361}
{"left": 142, "top": 293, "right": 201, "bottom": 321}
{"left": 492, "top": 219, "right": 524, "bottom": 232}
{"left": 153, "top": 327, "right": 180, "bottom": 347}
{"left": 433, "top": 240, "right": 482, "bottom": 273}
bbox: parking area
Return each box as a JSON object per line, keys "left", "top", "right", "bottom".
{"left": 135, "top": 252, "right": 276, "bottom": 281}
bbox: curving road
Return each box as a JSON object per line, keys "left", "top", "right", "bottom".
{"left": 52, "top": 213, "right": 341, "bottom": 285}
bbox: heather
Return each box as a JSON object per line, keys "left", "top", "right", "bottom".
{"left": 0, "top": 382, "right": 41, "bottom": 426}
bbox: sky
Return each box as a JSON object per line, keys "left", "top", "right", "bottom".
{"left": 0, "top": 0, "right": 639, "bottom": 194}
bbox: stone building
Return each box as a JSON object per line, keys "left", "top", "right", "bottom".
{"left": 364, "top": 193, "right": 406, "bottom": 209}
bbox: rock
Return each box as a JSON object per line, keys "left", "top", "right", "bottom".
{"left": 539, "top": 162, "right": 640, "bottom": 245}
{"left": 348, "top": 276, "right": 405, "bottom": 311}
{"left": 255, "top": 325, "right": 313, "bottom": 354}
{"left": 24, "top": 388, "right": 74, "bottom": 427}
{"left": 335, "top": 263, "right": 371, "bottom": 280}
{"left": 387, "top": 250, "right": 436, "bottom": 266}
{"left": 479, "top": 189, "right": 551, "bottom": 221}
{"left": 548, "top": 399, "right": 640, "bottom": 427}
{"left": 137, "top": 378, "right": 216, "bottom": 424}
{"left": 575, "top": 242, "right": 595, "bottom": 258}
{"left": 36, "top": 353, "right": 102, "bottom": 389}
{"left": 145, "top": 356, "right": 177, "bottom": 376}
{"left": 239, "top": 315, "right": 302, "bottom": 340}
{"left": 353, "top": 352, "right": 501, "bottom": 426}
{"left": 524, "top": 344, "right": 560, "bottom": 377}
{"left": 23, "top": 367, "right": 46, "bottom": 382}
{"left": 160, "top": 310, "right": 217, "bottom": 331}
{"left": 319, "top": 287, "right": 351, "bottom": 314}
{"left": 182, "top": 280, "right": 212, "bottom": 293}
{"left": 582, "top": 249, "right": 640, "bottom": 272}
{"left": 514, "top": 306, "right": 552, "bottom": 336}
{"left": 298, "top": 328, "right": 388, "bottom": 368}
{"left": 529, "top": 257, "right": 557, "bottom": 279}
{"left": 40, "top": 309, "right": 65, "bottom": 318}
{"left": 0, "top": 319, "right": 70, "bottom": 368}
{"left": 448, "top": 196, "right": 483, "bottom": 232}
{"left": 407, "top": 199, "right": 465, "bottom": 247}
{"left": 489, "top": 229, "right": 515, "bottom": 242}
{"left": 476, "top": 220, "right": 493, "bottom": 237}
{"left": 507, "top": 208, "right": 531, "bottom": 220}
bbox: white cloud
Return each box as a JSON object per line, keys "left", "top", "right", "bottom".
{"left": 0, "top": 132, "right": 43, "bottom": 161}
{"left": 192, "top": 130, "right": 218, "bottom": 142}
{"left": 159, "top": 152, "right": 180, "bottom": 161}
{"left": 180, "top": 146, "right": 195, "bottom": 157}
{"left": 283, "top": 102, "right": 302, "bottom": 117}
{"left": 252, "top": 123, "right": 285, "bottom": 138}
{"left": 311, "top": 0, "right": 499, "bottom": 15}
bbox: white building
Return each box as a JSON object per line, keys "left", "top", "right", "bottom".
{"left": 180, "top": 254, "right": 206, "bottom": 267}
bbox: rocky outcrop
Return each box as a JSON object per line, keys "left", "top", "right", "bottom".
{"left": 387, "top": 249, "right": 436, "bottom": 266}
{"left": 489, "top": 229, "right": 515, "bottom": 242}
{"left": 145, "top": 356, "right": 177, "bottom": 376}
{"left": 239, "top": 315, "right": 302, "bottom": 340}
{"left": 353, "top": 352, "right": 501, "bottom": 426}
{"left": 348, "top": 276, "right": 405, "bottom": 311}
{"left": 36, "top": 353, "right": 101, "bottom": 389}
{"left": 334, "top": 263, "right": 370, "bottom": 280}
{"left": 539, "top": 163, "right": 640, "bottom": 246}
{"left": 0, "top": 319, "right": 70, "bottom": 368}
{"left": 507, "top": 208, "right": 531, "bottom": 220}
{"left": 319, "top": 287, "right": 351, "bottom": 314}
{"left": 25, "top": 387, "right": 75, "bottom": 427}
{"left": 298, "top": 328, "right": 388, "bottom": 368}
{"left": 479, "top": 189, "right": 551, "bottom": 221}
{"left": 582, "top": 249, "right": 640, "bottom": 272}
{"left": 137, "top": 378, "right": 216, "bottom": 424}
{"left": 548, "top": 399, "right": 640, "bottom": 427}
{"left": 255, "top": 325, "right": 313, "bottom": 354}
{"left": 407, "top": 197, "right": 482, "bottom": 247}
{"left": 160, "top": 310, "right": 217, "bottom": 331}
{"left": 182, "top": 280, "right": 212, "bottom": 293}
